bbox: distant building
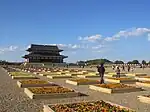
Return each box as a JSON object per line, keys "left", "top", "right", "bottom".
{"left": 23, "top": 44, "right": 68, "bottom": 63}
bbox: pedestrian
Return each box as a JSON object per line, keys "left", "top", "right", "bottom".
{"left": 131, "top": 67, "right": 134, "bottom": 72}
{"left": 97, "top": 64, "right": 105, "bottom": 84}
{"left": 66, "top": 64, "right": 68, "bottom": 68}
{"left": 112, "top": 65, "right": 115, "bottom": 70}
{"left": 127, "top": 65, "right": 130, "bottom": 72}
{"left": 115, "top": 66, "right": 120, "bottom": 78}
{"left": 122, "top": 65, "right": 125, "bottom": 71}
{"left": 142, "top": 65, "right": 145, "bottom": 70}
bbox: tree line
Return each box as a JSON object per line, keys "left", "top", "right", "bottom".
{"left": 1, "top": 59, "right": 150, "bottom": 65}
{"left": 0, "top": 60, "right": 22, "bottom": 65}
{"left": 77, "top": 59, "right": 150, "bottom": 65}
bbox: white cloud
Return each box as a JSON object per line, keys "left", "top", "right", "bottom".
{"left": 79, "top": 27, "right": 150, "bottom": 43}
{"left": 104, "top": 37, "right": 119, "bottom": 42}
{"left": 148, "top": 34, "right": 150, "bottom": 41}
{"left": 8, "top": 46, "right": 18, "bottom": 51}
{"left": 92, "top": 45, "right": 104, "bottom": 49}
{"left": 57, "top": 44, "right": 80, "bottom": 50}
{"left": 0, "top": 50, "right": 4, "bottom": 54}
{"left": 48, "top": 44, "right": 84, "bottom": 51}
{"left": 93, "top": 50, "right": 103, "bottom": 53}
{"left": 71, "top": 51, "right": 77, "bottom": 54}
{"left": 0, "top": 46, "right": 19, "bottom": 54}
{"left": 78, "top": 36, "right": 82, "bottom": 40}
{"left": 78, "top": 34, "right": 102, "bottom": 42}
{"left": 105, "top": 27, "right": 150, "bottom": 42}
{"left": 113, "top": 27, "right": 150, "bottom": 38}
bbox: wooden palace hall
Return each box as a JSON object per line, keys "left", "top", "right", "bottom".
{"left": 23, "top": 44, "right": 68, "bottom": 63}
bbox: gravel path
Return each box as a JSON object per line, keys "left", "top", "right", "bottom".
{"left": 1, "top": 67, "right": 150, "bottom": 112}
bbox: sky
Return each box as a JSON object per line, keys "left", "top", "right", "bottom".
{"left": 0, "top": 0, "right": 150, "bottom": 63}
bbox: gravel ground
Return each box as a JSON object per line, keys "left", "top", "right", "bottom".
{"left": 1, "top": 67, "right": 150, "bottom": 112}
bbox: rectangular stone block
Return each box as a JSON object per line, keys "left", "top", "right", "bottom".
{"left": 126, "top": 73, "right": 147, "bottom": 77}
{"left": 17, "top": 81, "right": 57, "bottom": 88}
{"left": 136, "top": 82, "right": 150, "bottom": 87}
{"left": 47, "top": 75, "right": 72, "bottom": 79}
{"left": 12, "top": 76, "right": 38, "bottom": 79}
{"left": 138, "top": 95, "right": 150, "bottom": 104}
{"left": 66, "top": 79, "right": 99, "bottom": 85}
{"left": 105, "top": 78, "right": 137, "bottom": 83}
{"left": 89, "top": 84, "right": 142, "bottom": 94}
{"left": 77, "top": 75, "right": 100, "bottom": 78}
{"left": 135, "top": 77, "right": 150, "bottom": 81}
{"left": 24, "top": 88, "right": 80, "bottom": 99}
{"left": 43, "top": 100, "right": 134, "bottom": 112}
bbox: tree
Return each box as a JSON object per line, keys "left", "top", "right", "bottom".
{"left": 86, "top": 59, "right": 113, "bottom": 65}
{"left": 114, "top": 60, "right": 124, "bottom": 64}
{"left": 127, "top": 61, "right": 132, "bottom": 64}
{"left": 142, "top": 60, "right": 147, "bottom": 65}
{"left": 132, "top": 60, "right": 139, "bottom": 64}
{"left": 127, "top": 60, "right": 140, "bottom": 64}
{"left": 99, "top": 59, "right": 105, "bottom": 64}
{"left": 0, "top": 60, "right": 8, "bottom": 65}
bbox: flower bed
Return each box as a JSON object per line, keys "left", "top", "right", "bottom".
{"left": 9, "top": 72, "right": 32, "bottom": 76}
{"left": 44, "top": 100, "right": 135, "bottom": 112}
{"left": 45, "top": 72, "right": 67, "bottom": 76}
{"left": 66, "top": 72, "right": 83, "bottom": 76}
{"left": 78, "top": 71, "right": 89, "bottom": 74}
{"left": 138, "top": 95, "right": 150, "bottom": 104}
{"left": 64, "top": 71, "right": 70, "bottom": 73}
{"left": 77, "top": 75, "right": 100, "bottom": 78}
{"left": 66, "top": 78, "right": 99, "bottom": 85}
{"left": 39, "top": 72, "right": 52, "bottom": 76}
{"left": 105, "top": 74, "right": 126, "bottom": 78}
{"left": 17, "top": 80, "right": 58, "bottom": 88}
{"left": 140, "top": 76, "right": 150, "bottom": 78}
{"left": 47, "top": 75, "right": 72, "bottom": 79}
{"left": 49, "top": 72, "right": 62, "bottom": 74}
{"left": 12, "top": 75, "right": 38, "bottom": 79}
{"left": 24, "top": 86, "right": 80, "bottom": 99}
{"left": 126, "top": 73, "right": 147, "bottom": 77}
{"left": 89, "top": 83, "right": 142, "bottom": 94}
{"left": 105, "top": 77, "right": 137, "bottom": 83}
{"left": 19, "top": 80, "right": 49, "bottom": 84}
{"left": 135, "top": 76, "right": 150, "bottom": 81}
{"left": 76, "top": 72, "right": 99, "bottom": 78}
{"left": 136, "top": 81, "right": 150, "bottom": 87}
{"left": 108, "top": 72, "right": 126, "bottom": 75}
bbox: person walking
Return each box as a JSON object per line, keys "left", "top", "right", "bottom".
{"left": 115, "top": 66, "right": 120, "bottom": 78}
{"left": 142, "top": 65, "right": 145, "bottom": 70}
{"left": 127, "top": 65, "right": 130, "bottom": 72}
{"left": 122, "top": 65, "right": 125, "bottom": 71}
{"left": 131, "top": 67, "right": 134, "bottom": 73}
{"left": 97, "top": 64, "right": 105, "bottom": 84}
{"left": 112, "top": 65, "right": 115, "bottom": 70}
{"left": 66, "top": 64, "right": 69, "bottom": 68}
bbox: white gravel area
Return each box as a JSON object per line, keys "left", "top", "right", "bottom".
{"left": 1, "top": 67, "right": 150, "bottom": 112}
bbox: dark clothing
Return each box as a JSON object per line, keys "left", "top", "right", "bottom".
{"left": 116, "top": 68, "right": 120, "bottom": 74}
{"left": 99, "top": 72, "right": 104, "bottom": 83}
{"left": 97, "top": 66, "right": 105, "bottom": 74}
{"left": 122, "top": 66, "right": 125, "bottom": 71}
{"left": 97, "top": 65, "right": 105, "bottom": 84}
{"left": 116, "top": 73, "right": 120, "bottom": 78}
{"left": 116, "top": 68, "right": 120, "bottom": 78}
{"left": 127, "top": 66, "right": 130, "bottom": 72}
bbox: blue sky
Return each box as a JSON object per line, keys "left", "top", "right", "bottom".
{"left": 0, "top": 0, "right": 150, "bottom": 62}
